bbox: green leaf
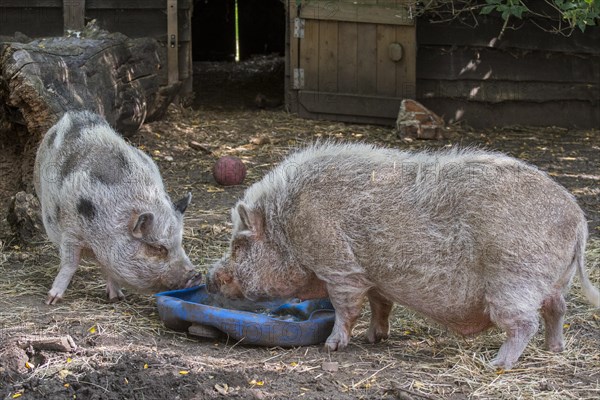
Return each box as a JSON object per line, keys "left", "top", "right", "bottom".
{"left": 512, "top": 6, "right": 525, "bottom": 18}
{"left": 481, "top": 5, "right": 496, "bottom": 14}
{"left": 502, "top": 9, "right": 511, "bottom": 20}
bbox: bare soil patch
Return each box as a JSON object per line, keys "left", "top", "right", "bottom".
{"left": 1, "top": 68, "right": 599, "bottom": 399}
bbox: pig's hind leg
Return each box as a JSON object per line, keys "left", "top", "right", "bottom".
{"left": 488, "top": 307, "right": 540, "bottom": 369}
{"left": 366, "top": 289, "right": 393, "bottom": 343}
{"left": 106, "top": 278, "right": 126, "bottom": 302}
{"left": 46, "top": 240, "right": 83, "bottom": 305}
{"left": 540, "top": 293, "right": 566, "bottom": 352}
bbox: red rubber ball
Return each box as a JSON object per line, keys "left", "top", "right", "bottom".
{"left": 212, "top": 156, "right": 247, "bottom": 186}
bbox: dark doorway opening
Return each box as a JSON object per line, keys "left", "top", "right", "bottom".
{"left": 191, "top": 0, "right": 286, "bottom": 110}
{"left": 192, "top": 0, "right": 236, "bottom": 62}
{"left": 237, "top": 0, "right": 285, "bottom": 60}
{"left": 192, "top": 0, "right": 285, "bottom": 62}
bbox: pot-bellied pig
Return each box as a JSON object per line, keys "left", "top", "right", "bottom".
{"left": 207, "top": 142, "right": 599, "bottom": 369}
{"left": 34, "top": 111, "right": 200, "bottom": 305}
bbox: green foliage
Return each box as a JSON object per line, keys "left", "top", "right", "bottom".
{"left": 480, "top": 0, "right": 600, "bottom": 31}
{"left": 554, "top": 0, "right": 600, "bottom": 31}
{"left": 481, "top": 0, "right": 527, "bottom": 20}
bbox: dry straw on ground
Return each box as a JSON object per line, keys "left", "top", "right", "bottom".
{"left": 1, "top": 107, "right": 598, "bottom": 399}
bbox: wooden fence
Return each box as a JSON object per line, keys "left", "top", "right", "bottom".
{"left": 0, "top": 0, "right": 193, "bottom": 95}
{"left": 416, "top": 15, "right": 600, "bottom": 128}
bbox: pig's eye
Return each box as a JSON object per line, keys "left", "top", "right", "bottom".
{"left": 231, "top": 236, "right": 249, "bottom": 258}
{"left": 232, "top": 243, "right": 245, "bottom": 260}
{"left": 147, "top": 244, "right": 168, "bottom": 257}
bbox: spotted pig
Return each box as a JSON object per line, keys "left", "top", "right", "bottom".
{"left": 34, "top": 111, "right": 199, "bottom": 304}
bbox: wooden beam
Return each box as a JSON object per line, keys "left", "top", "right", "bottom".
{"left": 417, "top": 79, "right": 600, "bottom": 103}
{"left": 63, "top": 0, "right": 86, "bottom": 32}
{"left": 86, "top": 0, "right": 192, "bottom": 9}
{"left": 419, "top": 98, "right": 600, "bottom": 128}
{"left": 0, "top": 0, "right": 61, "bottom": 6}
{"left": 167, "top": 0, "right": 179, "bottom": 85}
{"left": 298, "top": 91, "right": 401, "bottom": 118}
{"left": 417, "top": 46, "right": 600, "bottom": 83}
{"left": 299, "top": 0, "right": 414, "bottom": 26}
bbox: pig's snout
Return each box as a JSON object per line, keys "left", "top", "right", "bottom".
{"left": 159, "top": 264, "right": 201, "bottom": 291}
{"left": 205, "top": 268, "right": 245, "bottom": 299}
{"left": 184, "top": 271, "right": 203, "bottom": 288}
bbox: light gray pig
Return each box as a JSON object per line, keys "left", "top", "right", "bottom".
{"left": 207, "top": 142, "right": 599, "bottom": 369}
{"left": 34, "top": 111, "right": 199, "bottom": 305}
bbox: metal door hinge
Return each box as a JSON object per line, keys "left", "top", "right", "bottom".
{"left": 293, "top": 68, "right": 304, "bottom": 89}
{"left": 294, "top": 18, "right": 305, "bottom": 38}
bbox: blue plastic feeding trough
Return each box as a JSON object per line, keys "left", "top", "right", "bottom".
{"left": 155, "top": 285, "right": 335, "bottom": 347}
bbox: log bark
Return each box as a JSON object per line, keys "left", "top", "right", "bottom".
{"left": 16, "top": 335, "right": 78, "bottom": 353}
{"left": 0, "top": 23, "right": 180, "bottom": 139}
{"left": 0, "top": 23, "right": 180, "bottom": 241}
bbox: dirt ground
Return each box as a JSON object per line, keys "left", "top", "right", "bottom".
{"left": 1, "top": 62, "right": 599, "bottom": 399}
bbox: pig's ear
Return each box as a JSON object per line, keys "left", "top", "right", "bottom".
{"left": 236, "top": 203, "right": 263, "bottom": 236}
{"left": 132, "top": 212, "right": 154, "bottom": 239}
{"left": 174, "top": 192, "right": 192, "bottom": 214}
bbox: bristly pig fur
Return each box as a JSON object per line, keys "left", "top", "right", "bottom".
{"left": 34, "top": 111, "right": 199, "bottom": 305}
{"left": 207, "top": 142, "right": 599, "bottom": 369}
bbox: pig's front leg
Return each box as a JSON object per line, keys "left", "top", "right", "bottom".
{"left": 366, "top": 288, "right": 394, "bottom": 343}
{"left": 324, "top": 283, "right": 367, "bottom": 351}
{"left": 106, "top": 278, "right": 125, "bottom": 302}
{"left": 46, "top": 241, "right": 83, "bottom": 305}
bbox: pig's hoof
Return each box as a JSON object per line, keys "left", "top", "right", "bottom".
{"left": 545, "top": 343, "right": 564, "bottom": 353}
{"left": 107, "top": 293, "right": 126, "bottom": 303}
{"left": 322, "top": 342, "right": 338, "bottom": 352}
{"left": 106, "top": 281, "right": 125, "bottom": 302}
{"left": 323, "top": 334, "right": 348, "bottom": 352}
{"left": 106, "top": 289, "right": 125, "bottom": 303}
{"left": 46, "top": 290, "right": 63, "bottom": 305}
{"left": 366, "top": 327, "right": 389, "bottom": 344}
{"left": 489, "top": 357, "right": 514, "bottom": 371}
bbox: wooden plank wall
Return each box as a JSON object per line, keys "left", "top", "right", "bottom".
{"left": 0, "top": 0, "right": 193, "bottom": 92}
{"left": 416, "top": 15, "right": 600, "bottom": 128}
{"left": 0, "top": 1, "right": 63, "bottom": 38}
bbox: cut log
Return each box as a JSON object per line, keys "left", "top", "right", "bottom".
{"left": 0, "top": 22, "right": 181, "bottom": 241}
{"left": 16, "top": 335, "right": 78, "bottom": 353}
{"left": 0, "top": 22, "right": 180, "bottom": 139}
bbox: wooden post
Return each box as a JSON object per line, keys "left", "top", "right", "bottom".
{"left": 286, "top": 0, "right": 299, "bottom": 113}
{"left": 167, "top": 0, "right": 179, "bottom": 85}
{"left": 63, "top": 0, "right": 86, "bottom": 32}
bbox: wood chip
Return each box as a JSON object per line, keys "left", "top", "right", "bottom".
{"left": 17, "top": 335, "right": 77, "bottom": 352}
{"left": 215, "top": 383, "right": 229, "bottom": 395}
{"left": 321, "top": 361, "right": 339, "bottom": 372}
{"left": 249, "top": 135, "right": 271, "bottom": 145}
{"left": 188, "top": 141, "right": 213, "bottom": 154}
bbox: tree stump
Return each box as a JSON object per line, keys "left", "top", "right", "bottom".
{"left": 0, "top": 23, "right": 181, "bottom": 241}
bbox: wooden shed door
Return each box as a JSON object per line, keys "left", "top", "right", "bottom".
{"left": 287, "top": 1, "right": 416, "bottom": 125}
